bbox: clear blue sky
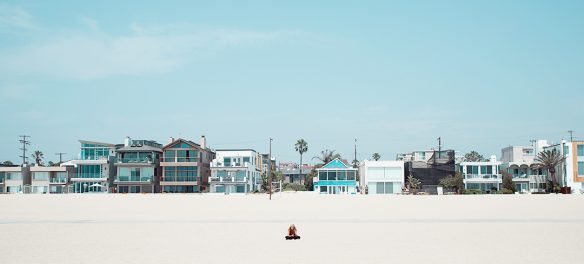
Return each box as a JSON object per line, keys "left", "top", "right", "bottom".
{"left": 1, "top": 0, "right": 583, "bottom": 164}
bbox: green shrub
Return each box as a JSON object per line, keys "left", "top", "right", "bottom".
{"left": 496, "top": 188, "right": 515, "bottom": 194}
{"left": 463, "top": 189, "right": 484, "bottom": 195}
{"left": 284, "top": 183, "right": 306, "bottom": 192}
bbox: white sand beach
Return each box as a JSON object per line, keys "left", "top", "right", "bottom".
{"left": 1, "top": 193, "right": 583, "bottom": 264}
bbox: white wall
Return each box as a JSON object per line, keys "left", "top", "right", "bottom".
{"left": 359, "top": 160, "right": 404, "bottom": 194}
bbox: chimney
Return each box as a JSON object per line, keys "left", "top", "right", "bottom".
{"left": 124, "top": 136, "right": 131, "bottom": 147}
{"left": 169, "top": 137, "right": 175, "bottom": 144}
{"left": 200, "top": 135, "right": 206, "bottom": 149}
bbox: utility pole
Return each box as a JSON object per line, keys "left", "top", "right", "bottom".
{"left": 436, "top": 137, "right": 442, "bottom": 159}
{"left": 19, "top": 135, "right": 31, "bottom": 166}
{"left": 568, "top": 130, "right": 574, "bottom": 142}
{"left": 354, "top": 138, "right": 357, "bottom": 168}
{"left": 55, "top": 153, "right": 67, "bottom": 164}
{"left": 269, "top": 138, "right": 273, "bottom": 201}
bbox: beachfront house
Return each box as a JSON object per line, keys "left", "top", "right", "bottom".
{"left": 30, "top": 165, "right": 73, "bottom": 194}
{"left": 460, "top": 155, "right": 502, "bottom": 193}
{"left": 62, "top": 140, "right": 117, "bottom": 193}
{"left": 314, "top": 158, "right": 358, "bottom": 194}
{"left": 543, "top": 140, "right": 584, "bottom": 194}
{"left": 114, "top": 137, "right": 162, "bottom": 193}
{"left": 0, "top": 165, "right": 30, "bottom": 193}
{"left": 500, "top": 140, "right": 549, "bottom": 193}
{"left": 210, "top": 149, "right": 262, "bottom": 194}
{"left": 359, "top": 160, "right": 404, "bottom": 194}
{"left": 160, "top": 137, "right": 215, "bottom": 193}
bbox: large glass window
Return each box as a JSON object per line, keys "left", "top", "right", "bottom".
{"left": 33, "top": 172, "right": 49, "bottom": 181}
{"left": 164, "top": 150, "right": 175, "bottom": 162}
{"left": 6, "top": 172, "right": 22, "bottom": 180}
{"left": 78, "top": 165, "right": 101, "bottom": 178}
{"left": 164, "top": 166, "right": 198, "bottom": 182}
{"left": 467, "top": 166, "right": 478, "bottom": 174}
{"left": 224, "top": 157, "right": 231, "bottom": 166}
{"left": 338, "top": 171, "right": 347, "bottom": 180}
{"left": 347, "top": 171, "right": 355, "bottom": 180}
{"left": 480, "top": 166, "right": 493, "bottom": 174}
{"left": 578, "top": 145, "right": 584, "bottom": 157}
{"left": 578, "top": 162, "right": 584, "bottom": 176}
{"left": 318, "top": 171, "right": 327, "bottom": 181}
{"left": 235, "top": 170, "right": 246, "bottom": 181}
{"left": 328, "top": 171, "right": 337, "bottom": 181}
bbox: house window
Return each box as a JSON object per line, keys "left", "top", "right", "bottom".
{"left": 578, "top": 162, "right": 584, "bottom": 176}
{"left": 577, "top": 145, "right": 584, "bottom": 157}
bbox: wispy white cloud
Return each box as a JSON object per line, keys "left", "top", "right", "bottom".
{"left": 0, "top": 22, "right": 305, "bottom": 80}
{"left": 80, "top": 16, "right": 99, "bottom": 31}
{"left": 0, "top": 3, "right": 37, "bottom": 29}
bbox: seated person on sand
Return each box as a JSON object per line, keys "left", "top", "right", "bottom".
{"left": 286, "top": 224, "right": 300, "bottom": 240}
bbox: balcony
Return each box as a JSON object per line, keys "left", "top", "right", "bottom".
{"left": 210, "top": 176, "right": 247, "bottom": 183}
{"left": 161, "top": 176, "right": 197, "bottom": 182}
{"left": 117, "top": 158, "right": 153, "bottom": 164}
{"left": 464, "top": 174, "right": 501, "bottom": 180}
{"left": 50, "top": 177, "right": 68, "bottom": 184}
{"left": 116, "top": 176, "right": 153, "bottom": 182}
{"left": 70, "top": 173, "right": 107, "bottom": 182}
{"left": 162, "top": 158, "right": 199, "bottom": 163}
{"left": 32, "top": 177, "right": 49, "bottom": 182}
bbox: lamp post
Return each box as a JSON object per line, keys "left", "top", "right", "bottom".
{"left": 269, "top": 138, "right": 273, "bottom": 200}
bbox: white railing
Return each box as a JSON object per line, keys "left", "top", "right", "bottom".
{"left": 464, "top": 174, "right": 501, "bottom": 180}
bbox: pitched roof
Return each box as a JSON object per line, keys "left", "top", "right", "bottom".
{"left": 162, "top": 138, "right": 200, "bottom": 150}
{"left": 321, "top": 158, "right": 351, "bottom": 169}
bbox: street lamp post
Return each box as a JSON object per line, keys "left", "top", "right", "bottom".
{"left": 269, "top": 138, "right": 273, "bottom": 200}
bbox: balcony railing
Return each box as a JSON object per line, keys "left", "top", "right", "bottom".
{"left": 161, "top": 176, "right": 197, "bottom": 182}
{"left": 116, "top": 176, "right": 153, "bottom": 182}
{"left": 210, "top": 176, "right": 247, "bottom": 183}
{"left": 117, "top": 158, "right": 152, "bottom": 164}
{"left": 464, "top": 174, "right": 501, "bottom": 180}
{"left": 50, "top": 178, "right": 68, "bottom": 183}
{"left": 71, "top": 173, "right": 106, "bottom": 179}
{"left": 162, "top": 158, "right": 199, "bottom": 163}
{"left": 32, "top": 177, "right": 49, "bottom": 181}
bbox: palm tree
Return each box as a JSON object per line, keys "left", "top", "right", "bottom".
{"left": 535, "top": 149, "right": 565, "bottom": 192}
{"left": 407, "top": 175, "right": 421, "bottom": 194}
{"left": 294, "top": 139, "right": 308, "bottom": 182}
{"left": 312, "top": 149, "right": 341, "bottom": 165}
{"left": 31, "top": 150, "right": 44, "bottom": 166}
{"left": 372, "top": 153, "right": 381, "bottom": 161}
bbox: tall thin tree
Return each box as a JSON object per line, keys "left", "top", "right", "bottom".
{"left": 294, "top": 139, "right": 308, "bottom": 183}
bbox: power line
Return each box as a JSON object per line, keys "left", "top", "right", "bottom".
{"left": 19, "top": 135, "right": 31, "bottom": 165}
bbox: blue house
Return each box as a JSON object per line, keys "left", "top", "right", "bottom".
{"left": 314, "top": 158, "right": 358, "bottom": 194}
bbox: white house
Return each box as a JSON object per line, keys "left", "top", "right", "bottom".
{"left": 359, "top": 160, "right": 404, "bottom": 194}
{"left": 460, "top": 155, "right": 502, "bottom": 192}
{"left": 210, "top": 149, "right": 262, "bottom": 194}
